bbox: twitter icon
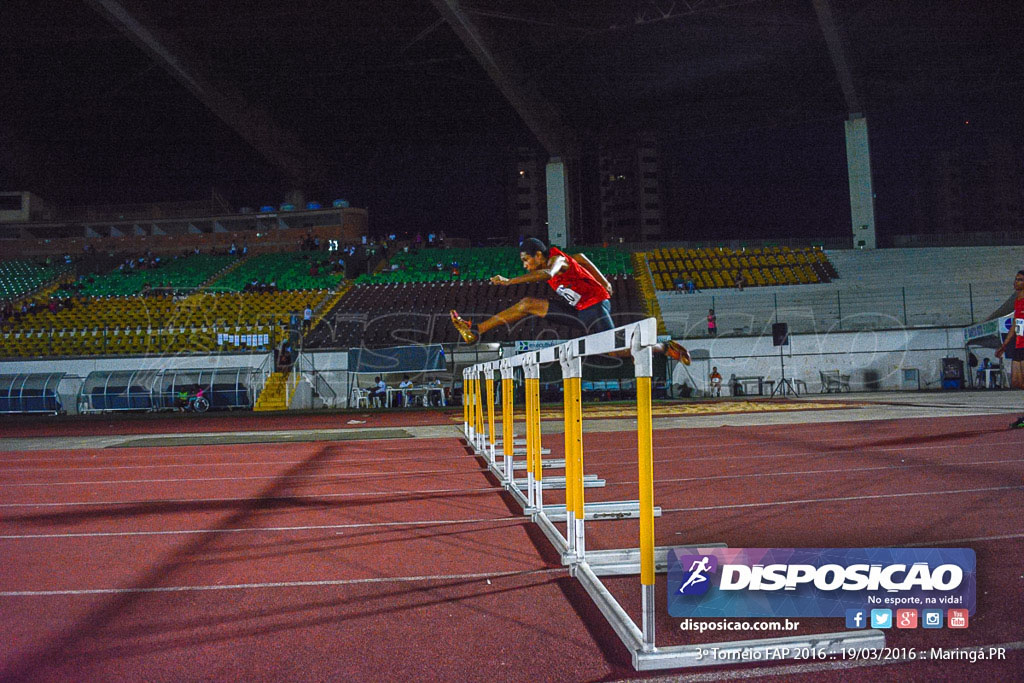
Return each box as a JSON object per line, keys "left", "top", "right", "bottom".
{"left": 870, "top": 609, "right": 892, "bottom": 629}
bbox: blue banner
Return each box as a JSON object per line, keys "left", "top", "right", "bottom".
{"left": 667, "top": 547, "right": 975, "bottom": 618}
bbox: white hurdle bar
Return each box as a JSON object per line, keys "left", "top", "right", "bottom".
{"left": 461, "top": 317, "right": 884, "bottom": 670}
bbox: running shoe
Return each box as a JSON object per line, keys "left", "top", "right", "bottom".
{"left": 665, "top": 340, "right": 691, "bottom": 365}
{"left": 1010, "top": 416, "right": 1024, "bottom": 429}
{"left": 450, "top": 310, "right": 479, "bottom": 344}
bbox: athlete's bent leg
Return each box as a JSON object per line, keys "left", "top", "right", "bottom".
{"left": 451, "top": 297, "right": 550, "bottom": 343}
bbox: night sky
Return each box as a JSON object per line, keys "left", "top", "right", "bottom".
{"left": 2, "top": 1, "right": 1021, "bottom": 243}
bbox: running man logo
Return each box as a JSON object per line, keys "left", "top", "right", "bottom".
{"left": 676, "top": 555, "right": 718, "bottom": 596}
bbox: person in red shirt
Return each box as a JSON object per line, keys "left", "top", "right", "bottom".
{"left": 450, "top": 238, "right": 690, "bottom": 364}
{"left": 995, "top": 269, "right": 1024, "bottom": 427}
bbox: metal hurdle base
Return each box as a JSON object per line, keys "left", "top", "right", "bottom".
{"left": 573, "top": 561, "right": 885, "bottom": 671}
{"left": 542, "top": 501, "right": 661, "bottom": 523}
{"left": 513, "top": 475, "right": 605, "bottom": 490}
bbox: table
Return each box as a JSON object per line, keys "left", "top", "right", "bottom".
{"left": 386, "top": 386, "right": 446, "bottom": 407}
{"left": 979, "top": 367, "right": 1003, "bottom": 389}
{"left": 733, "top": 376, "right": 767, "bottom": 396}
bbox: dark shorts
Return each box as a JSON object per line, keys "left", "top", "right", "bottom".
{"left": 546, "top": 296, "right": 614, "bottom": 334}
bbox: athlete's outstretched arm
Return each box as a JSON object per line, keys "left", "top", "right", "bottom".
{"left": 572, "top": 253, "right": 613, "bottom": 296}
{"left": 490, "top": 254, "right": 567, "bottom": 285}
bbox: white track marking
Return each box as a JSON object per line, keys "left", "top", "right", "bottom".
{"left": 0, "top": 568, "right": 563, "bottom": 597}
{"left": 0, "top": 468, "right": 490, "bottom": 488}
{"left": 0, "top": 486, "right": 497, "bottom": 509}
{"left": 905, "top": 533, "right": 1024, "bottom": 546}
{"left": 0, "top": 516, "right": 523, "bottom": 539}
{"left": 662, "top": 485, "right": 1023, "bottom": 513}
{"left": 610, "top": 457, "right": 1024, "bottom": 487}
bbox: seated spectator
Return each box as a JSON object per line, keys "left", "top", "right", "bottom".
{"left": 372, "top": 376, "right": 388, "bottom": 407}
{"left": 709, "top": 367, "right": 723, "bottom": 397}
{"left": 398, "top": 375, "right": 414, "bottom": 407}
{"left": 673, "top": 277, "right": 685, "bottom": 292}
{"left": 687, "top": 278, "right": 698, "bottom": 294}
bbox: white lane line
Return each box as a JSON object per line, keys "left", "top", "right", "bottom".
{"left": 662, "top": 485, "right": 1023, "bottom": 513}
{"left": 0, "top": 568, "right": 563, "bottom": 597}
{"left": 0, "top": 516, "right": 523, "bottom": 539}
{"left": 611, "top": 457, "right": 1024, "bottom": 487}
{"left": 0, "top": 486, "right": 497, "bottom": 509}
{"left": 905, "top": 533, "right": 1024, "bottom": 547}
{"left": 626, "top": 641, "right": 1024, "bottom": 682}
{"left": 0, "top": 467, "right": 489, "bottom": 488}
{"left": 2, "top": 436, "right": 1017, "bottom": 474}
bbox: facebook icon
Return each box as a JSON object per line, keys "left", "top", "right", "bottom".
{"left": 845, "top": 609, "right": 867, "bottom": 629}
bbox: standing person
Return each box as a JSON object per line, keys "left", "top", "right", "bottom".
{"left": 303, "top": 305, "right": 313, "bottom": 332}
{"left": 449, "top": 238, "right": 690, "bottom": 364}
{"left": 707, "top": 309, "right": 717, "bottom": 337}
{"left": 995, "top": 269, "right": 1024, "bottom": 427}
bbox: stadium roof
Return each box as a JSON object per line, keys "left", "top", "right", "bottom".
{"left": 2, "top": 0, "right": 1022, "bottom": 215}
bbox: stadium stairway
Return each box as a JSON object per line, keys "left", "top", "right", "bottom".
{"left": 253, "top": 372, "right": 296, "bottom": 411}
{"left": 630, "top": 252, "right": 667, "bottom": 335}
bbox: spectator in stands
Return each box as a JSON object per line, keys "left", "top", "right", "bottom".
{"left": 736, "top": 274, "right": 746, "bottom": 291}
{"left": 995, "top": 269, "right": 1024, "bottom": 427}
{"left": 707, "top": 309, "right": 717, "bottom": 337}
{"left": 709, "top": 367, "right": 723, "bottom": 397}
{"left": 303, "top": 305, "right": 313, "bottom": 331}
{"left": 242, "top": 240, "right": 249, "bottom": 255}
{"left": 309, "top": 261, "right": 319, "bottom": 276}
{"left": 229, "top": 241, "right": 238, "bottom": 255}
{"left": 673, "top": 276, "right": 685, "bottom": 292}
{"left": 687, "top": 278, "right": 699, "bottom": 294}
{"left": 428, "top": 232, "right": 435, "bottom": 246}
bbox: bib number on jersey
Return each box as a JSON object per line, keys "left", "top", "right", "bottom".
{"left": 1016, "top": 317, "right": 1024, "bottom": 337}
{"left": 556, "top": 285, "right": 582, "bottom": 307}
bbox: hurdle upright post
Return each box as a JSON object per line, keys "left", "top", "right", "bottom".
{"left": 474, "top": 369, "right": 484, "bottom": 451}
{"left": 485, "top": 372, "right": 496, "bottom": 463}
{"left": 633, "top": 342, "right": 656, "bottom": 652}
{"left": 524, "top": 363, "right": 540, "bottom": 510}
{"left": 500, "top": 363, "right": 514, "bottom": 482}
{"left": 462, "top": 369, "right": 472, "bottom": 440}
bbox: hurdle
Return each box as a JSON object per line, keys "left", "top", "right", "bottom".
{"left": 462, "top": 318, "right": 884, "bottom": 670}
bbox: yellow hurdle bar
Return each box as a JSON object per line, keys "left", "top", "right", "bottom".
{"left": 636, "top": 376, "right": 655, "bottom": 587}
{"left": 562, "top": 376, "right": 575, "bottom": 529}
{"left": 529, "top": 375, "right": 542, "bottom": 509}
{"left": 567, "top": 376, "right": 585, "bottom": 558}
{"left": 502, "top": 375, "right": 514, "bottom": 477}
{"left": 485, "top": 376, "right": 496, "bottom": 461}
{"left": 464, "top": 376, "right": 471, "bottom": 440}
{"left": 525, "top": 376, "right": 539, "bottom": 507}
{"left": 474, "top": 373, "right": 484, "bottom": 444}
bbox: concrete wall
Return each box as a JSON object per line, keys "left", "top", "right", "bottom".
{"left": 673, "top": 327, "right": 967, "bottom": 396}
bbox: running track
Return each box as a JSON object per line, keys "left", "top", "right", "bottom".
{"left": 1, "top": 412, "right": 1022, "bottom": 681}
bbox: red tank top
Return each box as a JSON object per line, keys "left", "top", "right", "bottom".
{"left": 1015, "top": 298, "right": 1024, "bottom": 348}
{"left": 546, "top": 247, "right": 610, "bottom": 311}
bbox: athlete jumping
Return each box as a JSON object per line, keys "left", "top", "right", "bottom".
{"left": 449, "top": 238, "right": 691, "bottom": 364}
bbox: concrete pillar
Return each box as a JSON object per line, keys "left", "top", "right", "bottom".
{"left": 546, "top": 157, "right": 570, "bottom": 247}
{"left": 844, "top": 115, "right": 877, "bottom": 249}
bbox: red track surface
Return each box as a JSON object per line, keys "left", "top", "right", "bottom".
{"left": 1, "top": 414, "right": 1022, "bottom": 681}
